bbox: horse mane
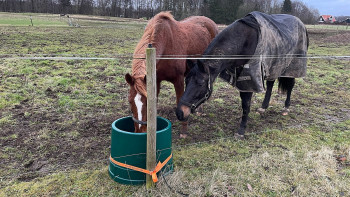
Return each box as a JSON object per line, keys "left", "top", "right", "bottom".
{"left": 132, "top": 12, "right": 175, "bottom": 97}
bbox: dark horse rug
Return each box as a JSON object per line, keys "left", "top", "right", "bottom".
{"left": 219, "top": 11, "right": 308, "bottom": 92}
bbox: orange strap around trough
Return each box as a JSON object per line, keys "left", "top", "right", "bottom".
{"left": 109, "top": 153, "right": 172, "bottom": 183}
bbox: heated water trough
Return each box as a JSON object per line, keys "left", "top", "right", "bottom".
{"left": 108, "top": 116, "right": 173, "bottom": 185}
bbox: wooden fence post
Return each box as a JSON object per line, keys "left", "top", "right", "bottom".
{"left": 30, "top": 16, "right": 33, "bottom": 26}
{"left": 146, "top": 44, "right": 157, "bottom": 189}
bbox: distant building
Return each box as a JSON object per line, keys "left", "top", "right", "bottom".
{"left": 344, "top": 18, "right": 350, "bottom": 24}
{"left": 318, "top": 15, "right": 336, "bottom": 23}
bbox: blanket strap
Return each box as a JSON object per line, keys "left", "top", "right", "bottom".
{"left": 109, "top": 153, "right": 172, "bottom": 183}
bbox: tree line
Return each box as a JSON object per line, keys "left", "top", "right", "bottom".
{"left": 0, "top": 0, "right": 319, "bottom": 24}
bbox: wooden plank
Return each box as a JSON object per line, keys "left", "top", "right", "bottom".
{"left": 146, "top": 45, "right": 157, "bottom": 189}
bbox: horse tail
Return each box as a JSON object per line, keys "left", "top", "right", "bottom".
{"left": 278, "top": 77, "right": 295, "bottom": 94}
{"left": 306, "top": 29, "right": 309, "bottom": 49}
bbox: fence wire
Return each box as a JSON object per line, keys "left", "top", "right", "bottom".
{"left": 0, "top": 52, "right": 349, "bottom": 188}
{"left": 1, "top": 54, "right": 350, "bottom": 61}
{"left": 1, "top": 16, "right": 350, "bottom": 191}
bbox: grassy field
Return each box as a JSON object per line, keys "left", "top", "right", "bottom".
{"left": 0, "top": 12, "right": 350, "bottom": 196}
{"left": 306, "top": 24, "right": 350, "bottom": 31}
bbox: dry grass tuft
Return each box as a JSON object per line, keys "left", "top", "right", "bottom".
{"left": 133, "top": 146, "right": 350, "bottom": 196}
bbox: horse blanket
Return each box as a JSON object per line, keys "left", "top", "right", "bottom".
{"left": 219, "top": 11, "right": 308, "bottom": 92}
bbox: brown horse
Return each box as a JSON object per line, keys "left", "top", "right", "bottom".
{"left": 125, "top": 11, "right": 218, "bottom": 133}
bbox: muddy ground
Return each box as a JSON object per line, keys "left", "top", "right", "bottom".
{"left": 0, "top": 22, "right": 349, "bottom": 185}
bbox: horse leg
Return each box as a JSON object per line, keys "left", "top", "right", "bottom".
{"left": 281, "top": 78, "right": 295, "bottom": 116}
{"left": 257, "top": 80, "right": 275, "bottom": 114}
{"left": 236, "top": 92, "right": 253, "bottom": 139}
{"left": 173, "top": 77, "right": 188, "bottom": 134}
{"left": 157, "top": 80, "right": 161, "bottom": 102}
{"left": 173, "top": 77, "right": 184, "bottom": 105}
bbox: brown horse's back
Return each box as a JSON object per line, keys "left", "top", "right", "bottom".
{"left": 182, "top": 16, "right": 218, "bottom": 40}
{"left": 175, "top": 16, "right": 218, "bottom": 57}
{"left": 132, "top": 12, "right": 218, "bottom": 78}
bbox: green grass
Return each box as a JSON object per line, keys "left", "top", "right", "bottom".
{"left": 0, "top": 12, "right": 67, "bottom": 26}
{"left": 306, "top": 24, "right": 350, "bottom": 31}
{"left": 0, "top": 12, "right": 349, "bottom": 196}
{"left": 1, "top": 128, "right": 349, "bottom": 196}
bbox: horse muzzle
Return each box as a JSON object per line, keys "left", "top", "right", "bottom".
{"left": 176, "top": 105, "right": 191, "bottom": 121}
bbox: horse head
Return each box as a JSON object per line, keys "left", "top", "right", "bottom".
{"left": 176, "top": 60, "right": 212, "bottom": 121}
{"left": 125, "top": 73, "right": 148, "bottom": 133}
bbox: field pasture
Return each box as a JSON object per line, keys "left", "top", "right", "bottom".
{"left": 0, "top": 12, "right": 350, "bottom": 196}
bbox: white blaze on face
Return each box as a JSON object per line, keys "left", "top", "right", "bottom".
{"left": 134, "top": 93, "right": 143, "bottom": 128}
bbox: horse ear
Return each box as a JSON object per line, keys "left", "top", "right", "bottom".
{"left": 125, "top": 73, "right": 134, "bottom": 85}
{"left": 186, "top": 59, "right": 196, "bottom": 70}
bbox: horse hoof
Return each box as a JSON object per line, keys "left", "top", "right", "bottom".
{"left": 180, "top": 134, "right": 188, "bottom": 139}
{"left": 196, "top": 112, "right": 206, "bottom": 116}
{"left": 256, "top": 108, "right": 266, "bottom": 114}
{"left": 234, "top": 133, "right": 245, "bottom": 140}
{"left": 282, "top": 108, "right": 290, "bottom": 116}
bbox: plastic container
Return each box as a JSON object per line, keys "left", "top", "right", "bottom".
{"left": 108, "top": 116, "right": 173, "bottom": 185}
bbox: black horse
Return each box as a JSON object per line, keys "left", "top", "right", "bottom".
{"left": 176, "top": 12, "right": 308, "bottom": 138}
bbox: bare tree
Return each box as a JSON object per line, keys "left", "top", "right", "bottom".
{"left": 292, "top": 0, "right": 319, "bottom": 24}
{"left": 95, "top": 0, "right": 110, "bottom": 15}
{"left": 0, "top": 0, "right": 320, "bottom": 24}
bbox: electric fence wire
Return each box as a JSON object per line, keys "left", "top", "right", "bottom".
{"left": 1, "top": 53, "right": 350, "bottom": 60}
{"left": 0, "top": 52, "right": 349, "bottom": 191}
{"left": 1, "top": 18, "right": 349, "bottom": 193}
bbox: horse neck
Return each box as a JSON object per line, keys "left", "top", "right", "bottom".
{"left": 132, "top": 30, "right": 162, "bottom": 78}
{"left": 205, "top": 21, "right": 258, "bottom": 81}
{"left": 132, "top": 23, "right": 171, "bottom": 96}
{"left": 132, "top": 18, "right": 174, "bottom": 77}
{"left": 132, "top": 33, "right": 150, "bottom": 79}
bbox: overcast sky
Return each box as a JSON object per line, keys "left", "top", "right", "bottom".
{"left": 305, "top": 0, "right": 350, "bottom": 16}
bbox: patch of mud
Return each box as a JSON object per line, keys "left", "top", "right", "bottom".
{"left": 0, "top": 100, "right": 115, "bottom": 182}
{"left": 321, "top": 32, "right": 350, "bottom": 45}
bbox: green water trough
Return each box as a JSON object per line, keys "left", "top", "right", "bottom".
{"left": 108, "top": 116, "right": 173, "bottom": 185}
